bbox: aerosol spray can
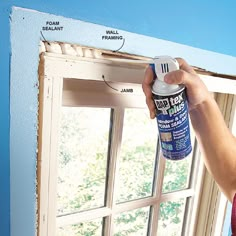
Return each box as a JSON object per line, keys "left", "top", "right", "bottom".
{"left": 151, "top": 56, "right": 192, "bottom": 160}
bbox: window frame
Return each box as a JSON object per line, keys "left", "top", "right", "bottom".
{"left": 37, "top": 50, "right": 236, "bottom": 236}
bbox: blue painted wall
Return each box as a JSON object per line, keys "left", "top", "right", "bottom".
{"left": 1, "top": 1, "right": 236, "bottom": 236}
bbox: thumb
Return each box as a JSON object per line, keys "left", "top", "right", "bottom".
{"left": 164, "top": 70, "right": 197, "bottom": 88}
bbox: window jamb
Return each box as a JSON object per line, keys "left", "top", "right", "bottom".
{"left": 38, "top": 53, "right": 236, "bottom": 236}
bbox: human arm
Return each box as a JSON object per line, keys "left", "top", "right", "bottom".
{"left": 189, "top": 91, "right": 236, "bottom": 203}
{"left": 142, "top": 58, "right": 236, "bottom": 202}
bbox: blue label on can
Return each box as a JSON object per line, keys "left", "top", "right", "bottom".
{"left": 153, "top": 88, "right": 192, "bottom": 160}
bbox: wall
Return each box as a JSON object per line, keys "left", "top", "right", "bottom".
{"left": 1, "top": 1, "right": 236, "bottom": 236}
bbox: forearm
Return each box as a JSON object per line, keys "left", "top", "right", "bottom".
{"left": 190, "top": 97, "right": 236, "bottom": 202}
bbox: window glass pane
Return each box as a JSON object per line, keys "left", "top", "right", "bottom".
{"left": 114, "top": 207, "right": 150, "bottom": 236}
{"left": 162, "top": 125, "right": 196, "bottom": 193}
{"left": 116, "top": 108, "right": 157, "bottom": 203}
{"left": 162, "top": 156, "right": 192, "bottom": 193}
{"left": 57, "top": 218, "right": 103, "bottom": 236}
{"left": 157, "top": 198, "right": 186, "bottom": 236}
{"left": 57, "top": 107, "right": 110, "bottom": 215}
{"left": 162, "top": 123, "right": 195, "bottom": 193}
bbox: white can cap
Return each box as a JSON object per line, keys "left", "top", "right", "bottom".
{"left": 154, "top": 56, "right": 179, "bottom": 81}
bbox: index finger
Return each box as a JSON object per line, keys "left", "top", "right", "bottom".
{"left": 142, "top": 66, "right": 156, "bottom": 119}
{"left": 142, "top": 66, "right": 155, "bottom": 98}
{"left": 176, "top": 58, "right": 196, "bottom": 74}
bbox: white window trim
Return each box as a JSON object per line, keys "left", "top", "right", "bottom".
{"left": 37, "top": 49, "right": 236, "bottom": 236}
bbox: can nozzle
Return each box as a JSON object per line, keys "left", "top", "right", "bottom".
{"left": 154, "top": 56, "right": 179, "bottom": 81}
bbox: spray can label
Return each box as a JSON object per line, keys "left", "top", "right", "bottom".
{"left": 153, "top": 87, "right": 192, "bottom": 160}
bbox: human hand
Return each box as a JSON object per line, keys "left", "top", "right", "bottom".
{"left": 142, "top": 58, "right": 211, "bottom": 119}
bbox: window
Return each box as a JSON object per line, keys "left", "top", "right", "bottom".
{"left": 37, "top": 43, "right": 236, "bottom": 236}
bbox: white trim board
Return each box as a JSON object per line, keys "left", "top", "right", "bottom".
{"left": 42, "top": 53, "right": 236, "bottom": 95}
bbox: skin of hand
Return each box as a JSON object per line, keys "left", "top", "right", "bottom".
{"left": 142, "top": 58, "right": 236, "bottom": 202}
